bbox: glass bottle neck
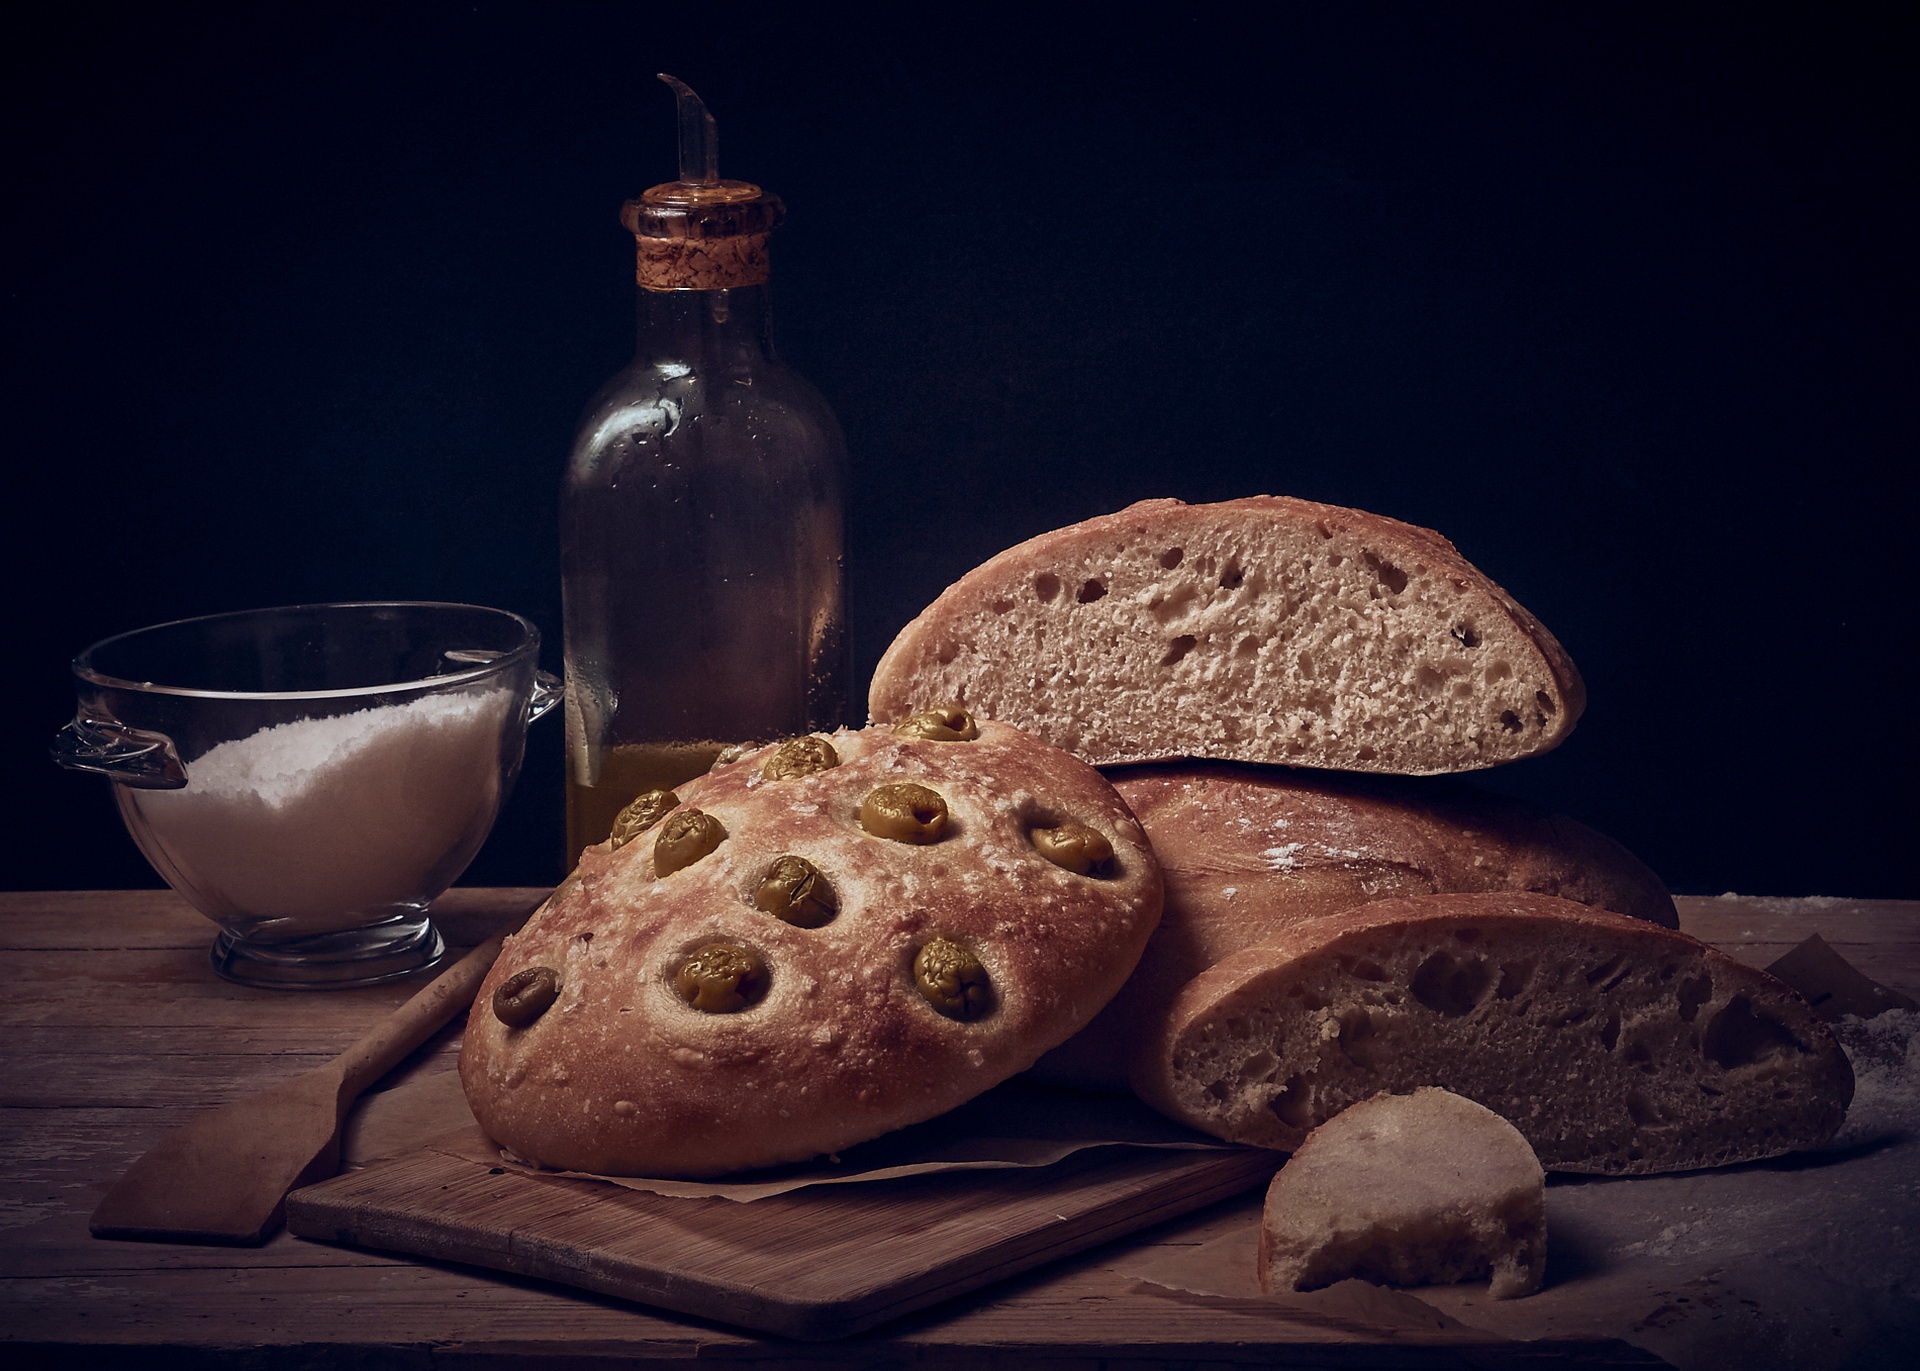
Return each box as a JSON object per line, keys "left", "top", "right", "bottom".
{"left": 634, "top": 285, "right": 776, "bottom": 366}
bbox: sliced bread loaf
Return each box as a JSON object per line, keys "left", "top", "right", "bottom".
{"left": 1134, "top": 892, "right": 1853, "bottom": 1174}
{"left": 1028, "top": 765, "right": 1676, "bottom": 1091}
{"left": 868, "top": 496, "right": 1584, "bottom": 774}
{"left": 1259, "top": 1087, "right": 1547, "bottom": 1299}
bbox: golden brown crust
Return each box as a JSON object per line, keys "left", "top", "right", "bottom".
{"left": 1029, "top": 764, "right": 1676, "bottom": 1090}
{"left": 458, "top": 720, "right": 1162, "bottom": 1177}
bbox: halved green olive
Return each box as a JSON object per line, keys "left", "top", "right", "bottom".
{"left": 654, "top": 807, "right": 725, "bottom": 875}
{"left": 893, "top": 702, "right": 980, "bottom": 742}
{"left": 762, "top": 735, "right": 839, "bottom": 781}
{"left": 609, "top": 788, "right": 679, "bottom": 851}
{"left": 674, "top": 944, "right": 769, "bottom": 1013}
{"left": 754, "top": 855, "right": 839, "bottom": 928}
{"left": 914, "top": 938, "right": 993, "bottom": 1020}
{"left": 1030, "top": 821, "right": 1115, "bottom": 876}
{"left": 492, "top": 966, "right": 561, "bottom": 1028}
{"left": 860, "top": 782, "right": 949, "bottom": 844}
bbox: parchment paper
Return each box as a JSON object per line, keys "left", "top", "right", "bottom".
{"left": 343, "top": 1070, "right": 1230, "bottom": 1201}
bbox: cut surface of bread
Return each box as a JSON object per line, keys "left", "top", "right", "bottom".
{"left": 1135, "top": 893, "right": 1852, "bottom": 1174}
{"left": 1258, "top": 1088, "right": 1546, "bottom": 1299}
{"left": 460, "top": 718, "right": 1162, "bottom": 1177}
{"left": 1028, "top": 765, "right": 1676, "bottom": 1091}
{"left": 869, "top": 496, "right": 1584, "bottom": 774}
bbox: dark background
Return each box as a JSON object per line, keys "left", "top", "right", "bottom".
{"left": 4, "top": 2, "right": 1912, "bottom": 897}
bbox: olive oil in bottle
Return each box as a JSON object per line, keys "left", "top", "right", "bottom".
{"left": 561, "top": 76, "right": 847, "bottom": 864}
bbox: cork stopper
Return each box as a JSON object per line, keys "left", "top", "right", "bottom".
{"left": 622, "top": 75, "right": 783, "bottom": 292}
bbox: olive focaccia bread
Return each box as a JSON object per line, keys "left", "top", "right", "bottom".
{"left": 1135, "top": 892, "right": 1852, "bottom": 1174}
{"left": 869, "top": 496, "right": 1584, "bottom": 775}
{"left": 459, "top": 711, "right": 1163, "bottom": 1178}
{"left": 1030, "top": 763, "right": 1676, "bottom": 1090}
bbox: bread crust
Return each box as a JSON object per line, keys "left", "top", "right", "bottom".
{"left": 869, "top": 496, "right": 1585, "bottom": 774}
{"left": 459, "top": 720, "right": 1163, "bottom": 1177}
{"left": 1133, "top": 892, "right": 1853, "bottom": 1174}
{"left": 1257, "top": 1087, "right": 1547, "bottom": 1299}
{"left": 1029, "top": 765, "right": 1676, "bottom": 1089}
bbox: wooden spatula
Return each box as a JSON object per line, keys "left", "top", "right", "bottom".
{"left": 90, "top": 918, "right": 521, "bottom": 1245}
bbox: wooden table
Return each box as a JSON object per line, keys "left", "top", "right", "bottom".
{"left": 4, "top": 888, "right": 1915, "bottom": 1370}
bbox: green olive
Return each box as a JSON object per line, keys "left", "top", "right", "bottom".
{"left": 654, "top": 807, "right": 725, "bottom": 875}
{"left": 754, "top": 855, "right": 839, "bottom": 928}
{"left": 609, "top": 788, "right": 679, "bottom": 851}
{"left": 674, "top": 944, "right": 769, "bottom": 1013}
{"left": 893, "top": 702, "right": 980, "bottom": 742}
{"left": 1030, "top": 821, "right": 1116, "bottom": 876}
{"left": 762, "top": 735, "right": 839, "bottom": 781}
{"left": 859, "top": 782, "right": 949, "bottom": 844}
{"left": 914, "top": 938, "right": 993, "bottom": 1020}
{"left": 492, "top": 966, "right": 561, "bottom": 1028}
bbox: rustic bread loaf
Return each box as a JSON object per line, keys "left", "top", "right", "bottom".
{"left": 868, "top": 496, "right": 1584, "bottom": 774}
{"left": 1029, "top": 765, "right": 1676, "bottom": 1090}
{"left": 460, "top": 716, "right": 1162, "bottom": 1177}
{"left": 1134, "top": 892, "right": 1852, "bottom": 1174}
{"left": 1258, "top": 1088, "right": 1547, "bottom": 1299}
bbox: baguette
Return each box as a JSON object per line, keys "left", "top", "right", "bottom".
{"left": 869, "top": 496, "right": 1584, "bottom": 774}
{"left": 1134, "top": 892, "right": 1852, "bottom": 1174}
{"left": 1029, "top": 765, "right": 1676, "bottom": 1090}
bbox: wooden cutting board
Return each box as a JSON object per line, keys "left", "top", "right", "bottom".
{"left": 286, "top": 1142, "right": 1281, "bottom": 1339}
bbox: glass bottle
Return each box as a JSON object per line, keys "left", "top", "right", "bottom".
{"left": 561, "top": 76, "right": 847, "bottom": 864}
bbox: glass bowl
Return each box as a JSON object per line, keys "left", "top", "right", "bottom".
{"left": 52, "top": 602, "right": 560, "bottom": 988}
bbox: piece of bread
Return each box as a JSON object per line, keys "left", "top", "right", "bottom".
{"left": 1134, "top": 892, "right": 1852, "bottom": 1174}
{"left": 1029, "top": 765, "right": 1677, "bottom": 1090}
{"left": 1258, "top": 1088, "right": 1547, "bottom": 1299}
{"left": 459, "top": 716, "right": 1162, "bottom": 1177}
{"left": 868, "top": 496, "right": 1584, "bottom": 775}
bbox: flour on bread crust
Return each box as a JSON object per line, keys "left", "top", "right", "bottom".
{"left": 459, "top": 719, "right": 1163, "bottom": 1177}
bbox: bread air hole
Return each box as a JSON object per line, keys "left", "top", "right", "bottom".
{"left": 1494, "top": 959, "right": 1533, "bottom": 999}
{"left": 1161, "top": 634, "right": 1197, "bottom": 666}
{"left": 1362, "top": 550, "right": 1409, "bottom": 595}
{"left": 1034, "top": 572, "right": 1061, "bottom": 601}
{"left": 1452, "top": 622, "right": 1481, "bottom": 648}
{"left": 1702, "top": 996, "right": 1804, "bottom": 1070}
{"left": 1077, "top": 577, "right": 1107, "bottom": 604}
{"left": 1677, "top": 973, "right": 1713, "bottom": 1022}
{"left": 1336, "top": 1008, "right": 1384, "bottom": 1069}
{"left": 1159, "top": 546, "right": 1184, "bottom": 569}
{"left": 1536, "top": 689, "right": 1557, "bottom": 716}
{"left": 1409, "top": 951, "right": 1494, "bottom": 1017}
{"left": 1269, "top": 1073, "right": 1318, "bottom": 1130}
{"left": 1500, "top": 710, "right": 1523, "bottom": 733}
{"left": 1220, "top": 558, "right": 1245, "bottom": 590}
{"left": 1584, "top": 954, "right": 1627, "bottom": 987}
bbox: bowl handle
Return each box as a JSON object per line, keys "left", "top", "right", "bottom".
{"left": 51, "top": 717, "right": 189, "bottom": 789}
{"left": 526, "top": 670, "right": 563, "bottom": 726}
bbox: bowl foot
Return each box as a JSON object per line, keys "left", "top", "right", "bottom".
{"left": 210, "top": 914, "right": 447, "bottom": 989}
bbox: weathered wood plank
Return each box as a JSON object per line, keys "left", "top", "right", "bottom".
{"left": 1675, "top": 895, "right": 1920, "bottom": 992}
